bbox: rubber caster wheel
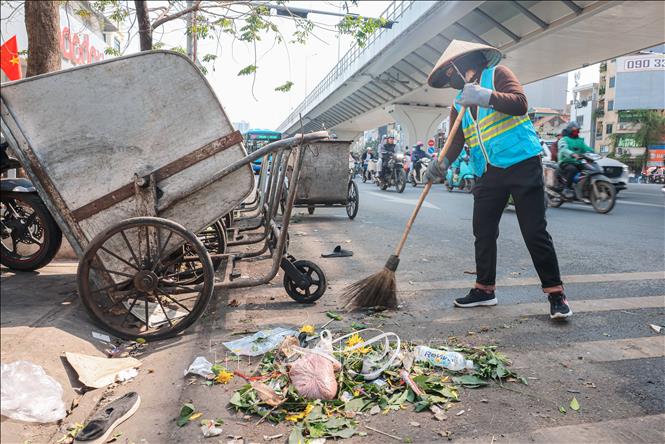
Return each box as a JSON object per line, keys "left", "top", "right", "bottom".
{"left": 283, "top": 260, "right": 326, "bottom": 303}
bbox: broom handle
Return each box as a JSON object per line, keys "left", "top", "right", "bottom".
{"left": 394, "top": 105, "right": 466, "bottom": 256}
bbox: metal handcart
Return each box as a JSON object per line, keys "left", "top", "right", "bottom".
{"left": 1, "top": 51, "right": 328, "bottom": 341}
{"left": 288, "top": 140, "right": 359, "bottom": 219}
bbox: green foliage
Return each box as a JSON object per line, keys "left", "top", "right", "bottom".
{"left": 337, "top": 15, "right": 388, "bottom": 47}
{"left": 274, "top": 81, "right": 294, "bottom": 92}
{"left": 238, "top": 64, "right": 258, "bottom": 76}
{"left": 171, "top": 46, "right": 187, "bottom": 55}
{"left": 74, "top": 8, "right": 92, "bottom": 19}
{"left": 201, "top": 54, "right": 217, "bottom": 63}
{"left": 634, "top": 110, "right": 665, "bottom": 147}
{"left": 291, "top": 19, "right": 314, "bottom": 44}
{"left": 104, "top": 47, "right": 121, "bottom": 56}
{"left": 91, "top": 0, "right": 128, "bottom": 23}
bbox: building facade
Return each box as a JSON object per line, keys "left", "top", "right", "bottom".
{"left": 594, "top": 46, "right": 665, "bottom": 161}
{"left": 570, "top": 83, "right": 598, "bottom": 148}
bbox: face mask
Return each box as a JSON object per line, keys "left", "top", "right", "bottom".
{"left": 571, "top": 130, "right": 580, "bottom": 138}
{"left": 449, "top": 70, "right": 465, "bottom": 90}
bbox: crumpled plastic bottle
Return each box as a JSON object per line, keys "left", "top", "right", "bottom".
{"left": 1, "top": 361, "right": 67, "bottom": 422}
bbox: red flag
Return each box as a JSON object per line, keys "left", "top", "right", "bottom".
{"left": 1, "top": 35, "right": 22, "bottom": 81}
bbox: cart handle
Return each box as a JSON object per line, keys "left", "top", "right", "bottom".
{"left": 158, "top": 131, "right": 329, "bottom": 213}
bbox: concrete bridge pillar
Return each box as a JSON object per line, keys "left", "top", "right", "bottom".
{"left": 387, "top": 104, "right": 448, "bottom": 149}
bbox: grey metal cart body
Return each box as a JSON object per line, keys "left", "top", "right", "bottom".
{"left": 1, "top": 51, "right": 328, "bottom": 340}
{"left": 288, "top": 140, "right": 359, "bottom": 219}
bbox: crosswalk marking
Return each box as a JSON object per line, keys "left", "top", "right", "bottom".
{"left": 423, "top": 295, "right": 665, "bottom": 323}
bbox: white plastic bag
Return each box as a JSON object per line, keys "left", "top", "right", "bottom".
{"left": 1, "top": 361, "right": 66, "bottom": 422}
{"left": 184, "top": 356, "right": 214, "bottom": 378}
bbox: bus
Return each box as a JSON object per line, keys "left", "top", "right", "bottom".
{"left": 244, "top": 129, "right": 281, "bottom": 173}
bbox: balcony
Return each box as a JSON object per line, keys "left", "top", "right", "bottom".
{"left": 600, "top": 62, "right": 607, "bottom": 73}
{"left": 598, "top": 86, "right": 606, "bottom": 96}
{"left": 594, "top": 108, "right": 605, "bottom": 119}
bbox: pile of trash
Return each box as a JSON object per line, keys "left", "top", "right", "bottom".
{"left": 204, "top": 325, "right": 525, "bottom": 442}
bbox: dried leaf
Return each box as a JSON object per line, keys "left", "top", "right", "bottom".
{"left": 251, "top": 381, "right": 284, "bottom": 407}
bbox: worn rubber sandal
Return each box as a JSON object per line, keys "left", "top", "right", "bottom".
{"left": 321, "top": 245, "right": 353, "bottom": 258}
{"left": 75, "top": 392, "right": 140, "bottom": 444}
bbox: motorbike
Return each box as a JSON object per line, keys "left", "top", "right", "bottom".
{"left": 408, "top": 157, "right": 431, "bottom": 187}
{"left": 544, "top": 155, "right": 617, "bottom": 214}
{"left": 349, "top": 160, "right": 362, "bottom": 179}
{"left": 362, "top": 158, "right": 378, "bottom": 183}
{"left": 1, "top": 140, "right": 63, "bottom": 270}
{"left": 377, "top": 152, "right": 406, "bottom": 193}
{"left": 445, "top": 158, "right": 475, "bottom": 192}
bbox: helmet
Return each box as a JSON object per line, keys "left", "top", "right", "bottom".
{"left": 563, "top": 121, "right": 581, "bottom": 137}
{"left": 367, "top": 147, "right": 373, "bottom": 151}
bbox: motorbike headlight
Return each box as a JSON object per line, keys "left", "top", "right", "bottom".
{"left": 395, "top": 153, "right": 404, "bottom": 160}
{"left": 622, "top": 166, "right": 629, "bottom": 172}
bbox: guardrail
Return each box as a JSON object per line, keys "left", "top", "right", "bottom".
{"left": 278, "top": 0, "right": 417, "bottom": 132}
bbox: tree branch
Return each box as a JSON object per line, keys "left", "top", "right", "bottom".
{"left": 152, "top": 0, "right": 202, "bottom": 29}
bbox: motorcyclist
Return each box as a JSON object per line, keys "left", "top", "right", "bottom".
{"left": 411, "top": 142, "right": 429, "bottom": 179}
{"left": 378, "top": 135, "right": 397, "bottom": 181}
{"left": 362, "top": 147, "right": 375, "bottom": 177}
{"left": 557, "top": 121, "right": 594, "bottom": 198}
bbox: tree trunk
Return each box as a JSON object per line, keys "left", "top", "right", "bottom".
{"left": 135, "top": 0, "right": 153, "bottom": 51}
{"left": 24, "top": 0, "right": 61, "bottom": 77}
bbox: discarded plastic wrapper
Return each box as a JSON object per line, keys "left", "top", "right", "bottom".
{"left": 413, "top": 345, "right": 474, "bottom": 371}
{"left": 1, "top": 361, "right": 67, "bottom": 423}
{"left": 289, "top": 331, "right": 340, "bottom": 400}
{"left": 65, "top": 352, "right": 142, "bottom": 388}
{"left": 184, "top": 356, "right": 214, "bottom": 378}
{"left": 123, "top": 300, "right": 187, "bottom": 328}
{"left": 332, "top": 329, "right": 401, "bottom": 381}
{"left": 200, "top": 420, "right": 223, "bottom": 437}
{"left": 223, "top": 327, "right": 298, "bottom": 356}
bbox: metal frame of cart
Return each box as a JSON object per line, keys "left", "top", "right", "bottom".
{"left": 1, "top": 51, "right": 328, "bottom": 340}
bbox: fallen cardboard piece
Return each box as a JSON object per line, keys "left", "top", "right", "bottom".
{"left": 65, "top": 352, "right": 141, "bottom": 388}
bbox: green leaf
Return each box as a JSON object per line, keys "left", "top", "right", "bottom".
{"left": 559, "top": 406, "right": 567, "bottom": 414}
{"left": 274, "top": 81, "right": 294, "bottom": 92}
{"left": 329, "top": 426, "right": 358, "bottom": 439}
{"left": 351, "top": 322, "right": 368, "bottom": 330}
{"left": 288, "top": 426, "right": 305, "bottom": 444}
{"left": 238, "top": 65, "right": 257, "bottom": 76}
{"left": 570, "top": 397, "right": 580, "bottom": 411}
{"left": 177, "top": 403, "right": 195, "bottom": 427}
{"left": 326, "top": 311, "right": 343, "bottom": 321}
{"left": 306, "top": 422, "right": 327, "bottom": 438}
{"left": 344, "top": 397, "right": 365, "bottom": 412}
{"left": 453, "top": 375, "right": 489, "bottom": 387}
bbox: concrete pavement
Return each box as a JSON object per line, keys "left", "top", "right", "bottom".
{"left": 1, "top": 183, "right": 663, "bottom": 443}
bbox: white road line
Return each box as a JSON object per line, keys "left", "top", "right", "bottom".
{"left": 616, "top": 200, "right": 664, "bottom": 208}
{"left": 368, "top": 192, "right": 441, "bottom": 210}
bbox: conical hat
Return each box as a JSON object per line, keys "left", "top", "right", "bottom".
{"left": 427, "top": 39, "right": 502, "bottom": 88}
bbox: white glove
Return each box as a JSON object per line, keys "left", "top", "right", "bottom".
{"left": 456, "top": 83, "right": 492, "bottom": 108}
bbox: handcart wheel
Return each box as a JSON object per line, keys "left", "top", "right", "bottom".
{"left": 168, "top": 220, "right": 226, "bottom": 285}
{"left": 77, "top": 217, "right": 214, "bottom": 340}
{"left": 307, "top": 206, "right": 315, "bottom": 215}
{"left": 283, "top": 260, "right": 327, "bottom": 303}
{"left": 346, "top": 181, "right": 359, "bottom": 220}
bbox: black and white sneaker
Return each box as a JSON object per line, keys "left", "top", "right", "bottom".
{"left": 454, "top": 288, "right": 498, "bottom": 308}
{"left": 548, "top": 292, "right": 572, "bottom": 319}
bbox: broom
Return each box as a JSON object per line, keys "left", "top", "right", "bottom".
{"left": 343, "top": 106, "right": 467, "bottom": 309}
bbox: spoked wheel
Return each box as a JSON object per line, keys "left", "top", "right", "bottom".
{"left": 165, "top": 220, "right": 226, "bottom": 285}
{"left": 77, "top": 217, "right": 214, "bottom": 340}
{"left": 346, "top": 181, "right": 359, "bottom": 220}
{"left": 590, "top": 180, "right": 616, "bottom": 214}
{"left": 1, "top": 192, "right": 62, "bottom": 271}
{"left": 283, "top": 260, "right": 327, "bottom": 303}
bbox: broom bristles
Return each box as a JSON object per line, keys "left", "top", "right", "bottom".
{"left": 342, "top": 267, "right": 398, "bottom": 310}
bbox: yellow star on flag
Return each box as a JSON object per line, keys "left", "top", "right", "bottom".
{"left": 10, "top": 56, "right": 19, "bottom": 65}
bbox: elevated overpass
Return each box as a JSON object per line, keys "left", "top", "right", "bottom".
{"left": 277, "top": 0, "right": 665, "bottom": 146}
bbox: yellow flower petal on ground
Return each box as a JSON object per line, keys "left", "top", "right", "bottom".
{"left": 300, "top": 324, "right": 315, "bottom": 334}
{"left": 285, "top": 404, "right": 314, "bottom": 422}
{"left": 214, "top": 369, "right": 234, "bottom": 384}
{"left": 189, "top": 412, "right": 203, "bottom": 421}
{"left": 345, "top": 333, "right": 371, "bottom": 354}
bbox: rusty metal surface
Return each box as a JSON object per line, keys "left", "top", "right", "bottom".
{"left": 71, "top": 131, "right": 243, "bottom": 221}
{"left": 0, "top": 51, "right": 253, "bottom": 260}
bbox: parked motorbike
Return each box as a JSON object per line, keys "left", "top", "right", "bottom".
{"left": 1, "top": 140, "right": 63, "bottom": 270}
{"left": 350, "top": 160, "right": 362, "bottom": 179}
{"left": 544, "top": 155, "right": 617, "bottom": 214}
{"left": 377, "top": 152, "right": 406, "bottom": 193}
{"left": 408, "top": 157, "right": 431, "bottom": 187}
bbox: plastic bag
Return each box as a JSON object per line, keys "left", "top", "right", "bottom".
{"left": 184, "top": 356, "right": 214, "bottom": 378}
{"left": 1, "top": 361, "right": 66, "bottom": 422}
{"left": 289, "top": 331, "right": 340, "bottom": 400}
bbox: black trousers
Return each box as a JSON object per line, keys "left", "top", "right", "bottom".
{"left": 472, "top": 156, "right": 562, "bottom": 289}
{"left": 561, "top": 163, "right": 581, "bottom": 188}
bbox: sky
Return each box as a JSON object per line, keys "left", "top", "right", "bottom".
{"left": 150, "top": 1, "right": 391, "bottom": 130}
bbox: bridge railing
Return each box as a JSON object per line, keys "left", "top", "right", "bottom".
{"left": 279, "top": 0, "right": 417, "bottom": 132}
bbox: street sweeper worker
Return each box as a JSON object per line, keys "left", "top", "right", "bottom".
{"left": 424, "top": 40, "right": 571, "bottom": 319}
